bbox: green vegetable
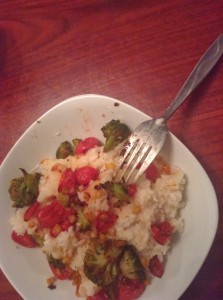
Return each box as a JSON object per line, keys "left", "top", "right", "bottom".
{"left": 47, "top": 254, "right": 65, "bottom": 269}
{"left": 84, "top": 239, "right": 125, "bottom": 286}
{"left": 101, "top": 120, "right": 131, "bottom": 152}
{"left": 8, "top": 169, "right": 41, "bottom": 208}
{"left": 56, "top": 141, "right": 73, "bottom": 159}
{"left": 76, "top": 207, "right": 91, "bottom": 232}
{"left": 120, "top": 245, "right": 146, "bottom": 281}
{"left": 72, "top": 138, "right": 82, "bottom": 154}
{"left": 103, "top": 181, "right": 129, "bottom": 207}
{"left": 57, "top": 193, "right": 70, "bottom": 207}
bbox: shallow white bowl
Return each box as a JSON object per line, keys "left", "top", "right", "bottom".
{"left": 0, "top": 94, "right": 218, "bottom": 300}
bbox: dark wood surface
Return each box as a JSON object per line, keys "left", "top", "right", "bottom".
{"left": 0, "top": 1, "right": 223, "bottom": 299}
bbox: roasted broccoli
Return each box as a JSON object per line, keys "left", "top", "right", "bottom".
{"left": 47, "top": 254, "right": 65, "bottom": 269}
{"left": 72, "top": 138, "right": 82, "bottom": 154}
{"left": 84, "top": 239, "right": 125, "bottom": 286}
{"left": 76, "top": 207, "right": 91, "bottom": 232}
{"left": 8, "top": 169, "right": 41, "bottom": 208}
{"left": 56, "top": 141, "right": 73, "bottom": 159}
{"left": 57, "top": 193, "right": 70, "bottom": 207}
{"left": 103, "top": 181, "right": 129, "bottom": 207}
{"left": 120, "top": 245, "right": 146, "bottom": 281}
{"left": 101, "top": 120, "right": 131, "bottom": 152}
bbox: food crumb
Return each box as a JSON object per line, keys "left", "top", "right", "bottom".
{"left": 114, "top": 102, "right": 119, "bottom": 107}
{"left": 47, "top": 276, "right": 57, "bottom": 289}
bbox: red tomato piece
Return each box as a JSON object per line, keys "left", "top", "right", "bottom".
{"left": 151, "top": 221, "right": 173, "bottom": 245}
{"left": 75, "top": 166, "right": 99, "bottom": 186}
{"left": 37, "top": 201, "right": 66, "bottom": 229}
{"left": 95, "top": 211, "right": 117, "bottom": 234}
{"left": 145, "top": 163, "right": 159, "bottom": 182}
{"left": 87, "top": 289, "right": 109, "bottom": 300}
{"left": 117, "top": 278, "right": 146, "bottom": 300}
{"left": 50, "top": 207, "right": 76, "bottom": 237}
{"left": 127, "top": 183, "right": 137, "bottom": 197}
{"left": 24, "top": 202, "right": 40, "bottom": 221}
{"left": 149, "top": 255, "right": 164, "bottom": 278}
{"left": 76, "top": 137, "right": 101, "bottom": 155}
{"left": 58, "top": 168, "right": 77, "bottom": 195}
{"left": 49, "top": 264, "right": 74, "bottom": 280}
{"left": 11, "top": 231, "right": 37, "bottom": 248}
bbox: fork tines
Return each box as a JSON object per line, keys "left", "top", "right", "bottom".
{"left": 114, "top": 119, "right": 167, "bottom": 183}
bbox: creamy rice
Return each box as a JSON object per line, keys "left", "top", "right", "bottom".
{"left": 10, "top": 143, "right": 186, "bottom": 298}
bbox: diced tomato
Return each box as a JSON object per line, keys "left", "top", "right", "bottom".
{"left": 95, "top": 211, "right": 117, "bottom": 234}
{"left": 37, "top": 201, "right": 66, "bottom": 229}
{"left": 58, "top": 168, "right": 77, "bottom": 195}
{"left": 149, "top": 255, "right": 164, "bottom": 278}
{"left": 49, "top": 264, "right": 74, "bottom": 280}
{"left": 145, "top": 163, "right": 159, "bottom": 182}
{"left": 50, "top": 207, "right": 76, "bottom": 237}
{"left": 24, "top": 202, "right": 40, "bottom": 221}
{"left": 117, "top": 278, "right": 146, "bottom": 300}
{"left": 75, "top": 166, "right": 99, "bottom": 186}
{"left": 127, "top": 183, "right": 137, "bottom": 197}
{"left": 11, "top": 231, "right": 38, "bottom": 248}
{"left": 87, "top": 289, "right": 109, "bottom": 300}
{"left": 61, "top": 208, "right": 76, "bottom": 230}
{"left": 151, "top": 221, "right": 173, "bottom": 245}
{"left": 75, "top": 137, "right": 101, "bottom": 155}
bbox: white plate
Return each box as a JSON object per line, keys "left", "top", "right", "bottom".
{"left": 0, "top": 94, "right": 218, "bottom": 300}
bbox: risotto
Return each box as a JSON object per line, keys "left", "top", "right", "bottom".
{"left": 9, "top": 120, "right": 186, "bottom": 300}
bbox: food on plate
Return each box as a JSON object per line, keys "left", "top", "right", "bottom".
{"left": 8, "top": 168, "right": 41, "bottom": 208}
{"left": 9, "top": 119, "right": 186, "bottom": 299}
{"left": 101, "top": 119, "right": 131, "bottom": 152}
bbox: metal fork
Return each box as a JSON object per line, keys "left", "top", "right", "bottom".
{"left": 114, "top": 33, "right": 223, "bottom": 183}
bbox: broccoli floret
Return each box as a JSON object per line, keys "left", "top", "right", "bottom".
{"left": 103, "top": 181, "right": 129, "bottom": 207}
{"left": 47, "top": 254, "right": 65, "bottom": 269}
{"left": 84, "top": 239, "right": 125, "bottom": 286}
{"left": 56, "top": 141, "right": 73, "bottom": 159}
{"left": 101, "top": 120, "right": 131, "bottom": 152}
{"left": 72, "top": 138, "right": 82, "bottom": 154}
{"left": 8, "top": 169, "right": 41, "bottom": 208}
{"left": 120, "top": 245, "right": 146, "bottom": 281}
{"left": 76, "top": 207, "right": 91, "bottom": 232}
{"left": 57, "top": 193, "right": 70, "bottom": 207}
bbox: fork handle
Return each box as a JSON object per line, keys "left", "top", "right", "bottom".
{"left": 162, "top": 34, "right": 223, "bottom": 121}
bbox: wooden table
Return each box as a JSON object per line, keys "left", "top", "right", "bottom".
{"left": 0, "top": 1, "right": 222, "bottom": 299}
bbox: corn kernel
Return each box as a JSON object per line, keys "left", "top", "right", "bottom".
{"left": 163, "top": 164, "right": 171, "bottom": 174}
{"left": 52, "top": 224, "right": 62, "bottom": 236}
{"left": 27, "top": 220, "right": 36, "bottom": 228}
{"left": 47, "top": 276, "right": 57, "bottom": 287}
{"left": 105, "top": 162, "right": 116, "bottom": 170}
{"left": 141, "top": 257, "right": 149, "bottom": 268}
{"left": 144, "top": 279, "right": 151, "bottom": 286}
{"left": 91, "top": 189, "right": 104, "bottom": 200}
{"left": 132, "top": 205, "right": 141, "bottom": 214}
{"left": 85, "top": 211, "right": 95, "bottom": 222}
{"left": 99, "top": 233, "right": 106, "bottom": 241}
{"left": 62, "top": 256, "right": 72, "bottom": 265}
